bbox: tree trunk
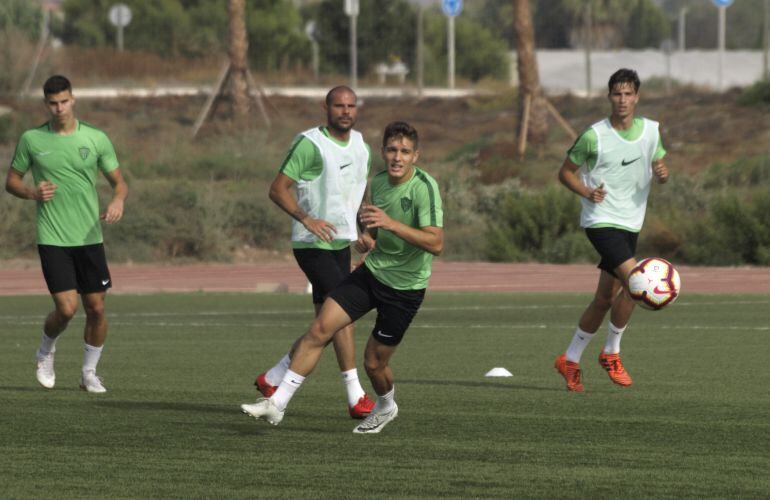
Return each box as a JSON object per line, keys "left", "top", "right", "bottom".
{"left": 228, "top": 0, "right": 249, "bottom": 119}
{"left": 513, "top": 0, "right": 548, "bottom": 147}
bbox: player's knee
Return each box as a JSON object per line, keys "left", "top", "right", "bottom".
{"left": 306, "top": 319, "right": 334, "bottom": 345}
{"left": 364, "top": 357, "right": 383, "bottom": 378}
{"left": 56, "top": 303, "right": 78, "bottom": 321}
{"left": 84, "top": 301, "right": 106, "bottom": 320}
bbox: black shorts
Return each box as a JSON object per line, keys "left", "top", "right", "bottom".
{"left": 585, "top": 227, "right": 639, "bottom": 276}
{"left": 293, "top": 247, "right": 351, "bottom": 304}
{"left": 38, "top": 244, "right": 112, "bottom": 295}
{"left": 328, "top": 264, "right": 425, "bottom": 347}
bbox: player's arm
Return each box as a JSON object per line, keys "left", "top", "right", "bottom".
{"left": 5, "top": 168, "right": 57, "bottom": 201}
{"left": 268, "top": 172, "right": 336, "bottom": 243}
{"left": 558, "top": 158, "right": 605, "bottom": 204}
{"left": 101, "top": 168, "right": 127, "bottom": 223}
{"left": 652, "top": 132, "right": 668, "bottom": 184}
{"left": 359, "top": 205, "right": 443, "bottom": 256}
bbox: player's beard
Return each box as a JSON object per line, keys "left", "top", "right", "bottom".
{"left": 328, "top": 116, "right": 354, "bottom": 134}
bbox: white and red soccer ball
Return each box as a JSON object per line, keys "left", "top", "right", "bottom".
{"left": 628, "top": 258, "right": 681, "bottom": 310}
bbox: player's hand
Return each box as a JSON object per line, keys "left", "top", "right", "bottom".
{"left": 653, "top": 161, "right": 669, "bottom": 183}
{"left": 359, "top": 205, "right": 393, "bottom": 231}
{"left": 354, "top": 233, "right": 375, "bottom": 254}
{"left": 35, "top": 181, "right": 57, "bottom": 202}
{"left": 586, "top": 183, "right": 606, "bottom": 204}
{"left": 302, "top": 217, "right": 337, "bottom": 243}
{"left": 101, "top": 199, "right": 124, "bottom": 224}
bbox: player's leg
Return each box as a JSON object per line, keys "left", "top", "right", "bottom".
{"left": 257, "top": 248, "right": 373, "bottom": 417}
{"left": 74, "top": 244, "right": 112, "bottom": 393}
{"left": 556, "top": 227, "right": 631, "bottom": 391}
{"left": 36, "top": 245, "right": 80, "bottom": 389}
{"left": 599, "top": 257, "right": 638, "bottom": 386}
{"left": 241, "top": 298, "right": 354, "bottom": 425}
{"left": 354, "top": 274, "right": 424, "bottom": 434}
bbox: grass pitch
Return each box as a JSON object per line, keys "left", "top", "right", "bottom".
{"left": 1, "top": 292, "right": 769, "bottom": 498}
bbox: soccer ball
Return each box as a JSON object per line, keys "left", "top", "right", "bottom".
{"left": 627, "top": 258, "right": 681, "bottom": 310}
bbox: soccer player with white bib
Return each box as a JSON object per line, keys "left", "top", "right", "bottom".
{"left": 554, "top": 68, "right": 669, "bottom": 392}
{"left": 253, "top": 86, "right": 375, "bottom": 419}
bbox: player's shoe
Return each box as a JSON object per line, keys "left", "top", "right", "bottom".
{"left": 254, "top": 372, "right": 277, "bottom": 398}
{"left": 353, "top": 403, "right": 398, "bottom": 434}
{"left": 554, "top": 354, "right": 584, "bottom": 392}
{"left": 349, "top": 394, "right": 375, "bottom": 419}
{"left": 599, "top": 352, "right": 633, "bottom": 387}
{"left": 35, "top": 352, "right": 56, "bottom": 389}
{"left": 241, "top": 398, "right": 284, "bottom": 426}
{"left": 79, "top": 370, "right": 107, "bottom": 393}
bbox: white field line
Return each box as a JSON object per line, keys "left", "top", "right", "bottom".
{"left": 1, "top": 299, "right": 767, "bottom": 323}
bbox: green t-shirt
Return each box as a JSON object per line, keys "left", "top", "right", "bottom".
{"left": 279, "top": 126, "right": 371, "bottom": 250}
{"left": 567, "top": 117, "right": 666, "bottom": 170}
{"left": 364, "top": 166, "right": 443, "bottom": 290}
{"left": 10, "top": 120, "right": 119, "bottom": 246}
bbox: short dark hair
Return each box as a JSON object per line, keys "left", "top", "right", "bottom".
{"left": 608, "top": 68, "right": 640, "bottom": 93}
{"left": 382, "top": 121, "right": 419, "bottom": 150}
{"left": 325, "top": 85, "right": 356, "bottom": 106}
{"left": 43, "top": 75, "right": 72, "bottom": 97}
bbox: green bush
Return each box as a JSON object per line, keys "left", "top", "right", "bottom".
{"left": 738, "top": 79, "right": 770, "bottom": 106}
{"left": 485, "top": 186, "right": 594, "bottom": 263}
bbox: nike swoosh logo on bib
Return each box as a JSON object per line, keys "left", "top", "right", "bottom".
{"left": 621, "top": 157, "right": 641, "bottom": 166}
{"left": 339, "top": 163, "right": 352, "bottom": 170}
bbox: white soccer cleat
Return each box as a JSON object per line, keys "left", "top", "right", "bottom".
{"left": 353, "top": 403, "right": 398, "bottom": 434}
{"left": 79, "top": 370, "right": 107, "bottom": 393}
{"left": 36, "top": 352, "right": 56, "bottom": 389}
{"left": 241, "top": 398, "right": 284, "bottom": 426}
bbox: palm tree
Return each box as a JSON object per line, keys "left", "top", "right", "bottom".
{"left": 513, "top": 0, "right": 548, "bottom": 154}
{"left": 228, "top": 0, "right": 249, "bottom": 119}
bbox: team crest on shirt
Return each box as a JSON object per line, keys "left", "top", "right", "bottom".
{"left": 79, "top": 147, "right": 90, "bottom": 160}
{"left": 400, "top": 197, "right": 412, "bottom": 212}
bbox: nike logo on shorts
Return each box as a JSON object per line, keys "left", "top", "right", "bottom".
{"left": 376, "top": 331, "right": 393, "bottom": 338}
{"left": 101, "top": 279, "right": 110, "bottom": 286}
{"left": 339, "top": 163, "right": 352, "bottom": 170}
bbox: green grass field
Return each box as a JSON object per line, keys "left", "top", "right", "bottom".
{"left": 1, "top": 292, "right": 769, "bottom": 498}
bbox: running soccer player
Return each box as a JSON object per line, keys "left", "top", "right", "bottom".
{"left": 241, "top": 121, "right": 444, "bottom": 433}
{"left": 5, "top": 75, "right": 128, "bottom": 393}
{"left": 253, "top": 86, "right": 375, "bottom": 419}
{"left": 554, "top": 68, "right": 669, "bottom": 392}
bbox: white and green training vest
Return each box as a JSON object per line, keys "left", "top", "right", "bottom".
{"left": 292, "top": 127, "right": 369, "bottom": 243}
{"left": 579, "top": 118, "right": 660, "bottom": 232}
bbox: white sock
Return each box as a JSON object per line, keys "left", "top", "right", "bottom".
{"left": 565, "top": 327, "right": 596, "bottom": 363}
{"left": 270, "top": 369, "right": 305, "bottom": 412}
{"left": 604, "top": 322, "right": 627, "bottom": 355}
{"left": 374, "top": 386, "right": 395, "bottom": 413}
{"left": 341, "top": 368, "right": 366, "bottom": 407}
{"left": 265, "top": 353, "right": 291, "bottom": 386}
{"left": 82, "top": 343, "right": 103, "bottom": 373}
{"left": 38, "top": 331, "right": 57, "bottom": 357}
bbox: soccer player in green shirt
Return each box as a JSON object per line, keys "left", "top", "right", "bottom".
{"left": 5, "top": 75, "right": 128, "bottom": 393}
{"left": 253, "top": 86, "right": 375, "bottom": 419}
{"left": 242, "top": 121, "right": 443, "bottom": 434}
{"left": 554, "top": 68, "right": 669, "bottom": 392}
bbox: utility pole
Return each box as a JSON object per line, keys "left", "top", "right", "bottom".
{"left": 584, "top": 1, "right": 592, "bottom": 96}
{"left": 678, "top": 7, "right": 688, "bottom": 52}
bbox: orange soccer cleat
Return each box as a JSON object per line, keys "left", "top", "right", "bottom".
{"left": 348, "top": 394, "right": 375, "bottom": 419}
{"left": 554, "top": 354, "right": 585, "bottom": 392}
{"left": 598, "top": 352, "right": 633, "bottom": 387}
{"left": 254, "top": 372, "right": 278, "bottom": 398}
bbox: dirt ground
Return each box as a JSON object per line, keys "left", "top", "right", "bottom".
{"left": 1, "top": 261, "right": 769, "bottom": 296}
